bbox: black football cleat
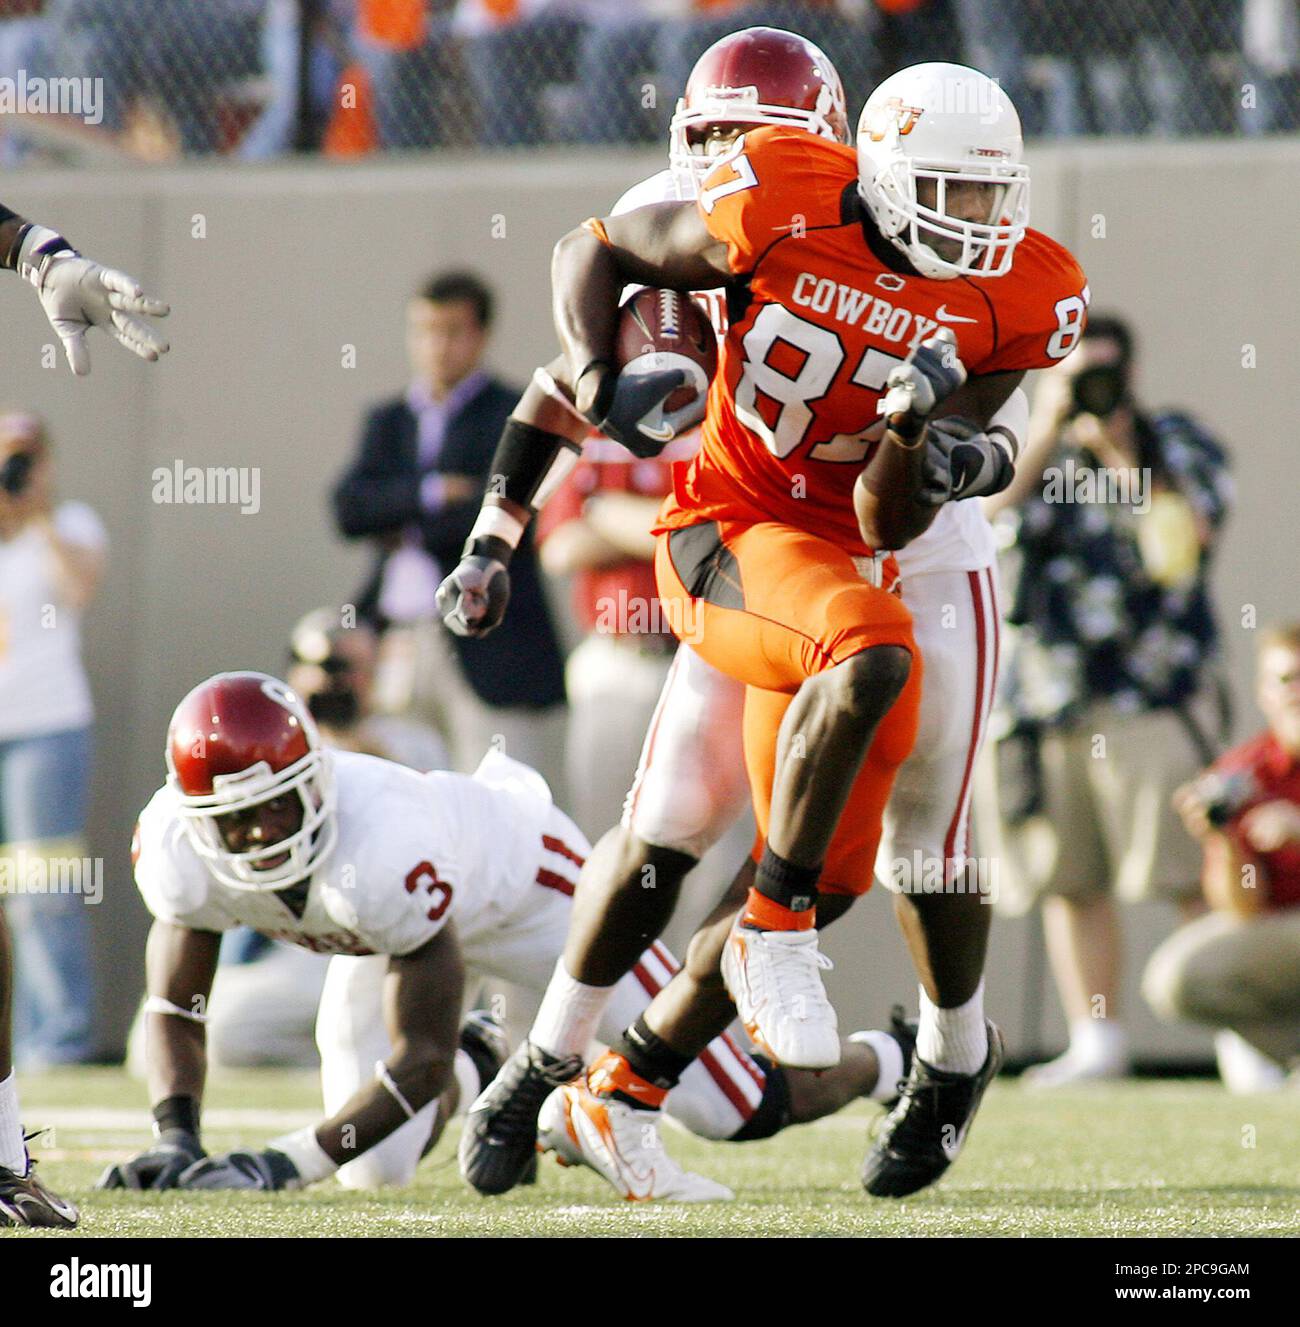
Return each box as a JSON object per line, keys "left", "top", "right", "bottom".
{"left": 0, "top": 1152, "right": 79, "bottom": 1229}
{"left": 457, "top": 1010, "right": 536, "bottom": 1185}
{"left": 882, "top": 1004, "right": 919, "bottom": 1110}
{"left": 458, "top": 1040, "right": 582, "bottom": 1196}
{"left": 862, "top": 1021, "right": 1004, "bottom": 1199}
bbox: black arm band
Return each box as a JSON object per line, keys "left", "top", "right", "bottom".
{"left": 152, "top": 1094, "right": 201, "bottom": 1137}
{"left": 486, "top": 418, "right": 580, "bottom": 512}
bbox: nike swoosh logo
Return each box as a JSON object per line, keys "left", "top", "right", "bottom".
{"left": 934, "top": 305, "right": 978, "bottom": 324}
{"left": 640, "top": 421, "right": 675, "bottom": 442}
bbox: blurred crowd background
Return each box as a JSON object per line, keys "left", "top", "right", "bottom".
{"left": 0, "top": 0, "right": 1299, "bottom": 164}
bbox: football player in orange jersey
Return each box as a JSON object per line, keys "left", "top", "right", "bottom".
{"left": 443, "top": 61, "right": 1088, "bottom": 1201}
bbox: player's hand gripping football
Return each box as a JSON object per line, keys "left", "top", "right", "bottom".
{"left": 437, "top": 552, "right": 511, "bottom": 638}
{"left": 577, "top": 363, "right": 689, "bottom": 458}
{"left": 18, "top": 226, "right": 170, "bottom": 375}
{"left": 177, "top": 1148, "right": 302, "bottom": 1191}
{"left": 97, "top": 1128, "right": 205, "bottom": 1190}
{"left": 879, "top": 327, "right": 968, "bottom": 442}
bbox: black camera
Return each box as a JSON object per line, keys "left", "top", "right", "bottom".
{"left": 0, "top": 450, "right": 35, "bottom": 496}
{"left": 1070, "top": 365, "right": 1128, "bottom": 418}
{"left": 1193, "top": 768, "right": 1259, "bottom": 828}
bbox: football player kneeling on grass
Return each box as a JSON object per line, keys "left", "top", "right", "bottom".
{"left": 100, "top": 671, "right": 917, "bottom": 1199}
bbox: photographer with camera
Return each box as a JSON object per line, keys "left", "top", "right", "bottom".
{"left": 0, "top": 411, "right": 107, "bottom": 1070}
{"left": 1142, "top": 624, "right": 1300, "bottom": 1090}
{"left": 977, "top": 314, "right": 1233, "bottom": 1086}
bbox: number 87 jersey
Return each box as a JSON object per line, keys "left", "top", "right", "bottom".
{"left": 656, "top": 125, "right": 1089, "bottom": 556}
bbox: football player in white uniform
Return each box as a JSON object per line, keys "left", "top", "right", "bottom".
{"left": 101, "top": 672, "right": 915, "bottom": 1200}
{"left": 0, "top": 206, "right": 167, "bottom": 1229}
{"left": 439, "top": 44, "right": 1052, "bottom": 1205}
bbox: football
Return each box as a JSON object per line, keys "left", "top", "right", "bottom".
{"left": 614, "top": 287, "right": 719, "bottom": 417}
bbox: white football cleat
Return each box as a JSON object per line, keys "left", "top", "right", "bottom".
{"left": 538, "top": 1079, "right": 733, "bottom": 1203}
{"left": 722, "top": 920, "right": 841, "bottom": 1069}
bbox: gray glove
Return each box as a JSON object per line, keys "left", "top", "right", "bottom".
{"left": 436, "top": 553, "right": 511, "bottom": 639}
{"left": 97, "top": 1129, "right": 204, "bottom": 1190}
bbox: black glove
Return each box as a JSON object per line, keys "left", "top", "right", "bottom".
{"left": 177, "top": 1148, "right": 301, "bottom": 1191}
{"left": 97, "top": 1128, "right": 205, "bottom": 1190}
{"left": 582, "top": 365, "right": 689, "bottom": 458}
{"left": 919, "top": 417, "right": 1014, "bottom": 505}
{"left": 437, "top": 553, "right": 511, "bottom": 639}
{"left": 880, "top": 328, "right": 968, "bottom": 440}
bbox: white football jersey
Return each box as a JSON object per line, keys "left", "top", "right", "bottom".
{"left": 132, "top": 749, "right": 574, "bottom": 958}
{"left": 611, "top": 167, "right": 996, "bottom": 578}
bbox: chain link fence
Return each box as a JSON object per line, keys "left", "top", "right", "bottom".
{"left": 0, "top": 0, "right": 1295, "bottom": 163}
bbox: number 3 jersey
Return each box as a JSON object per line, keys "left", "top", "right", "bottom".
{"left": 655, "top": 125, "right": 1089, "bottom": 560}
{"left": 131, "top": 749, "right": 587, "bottom": 958}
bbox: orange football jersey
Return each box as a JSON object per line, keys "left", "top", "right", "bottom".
{"left": 656, "top": 126, "right": 1089, "bottom": 554}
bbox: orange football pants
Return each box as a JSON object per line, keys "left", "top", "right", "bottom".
{"left": 655, "top": 520, "right": 922, "bottom": 895}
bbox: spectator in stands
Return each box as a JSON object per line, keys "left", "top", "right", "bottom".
{"left": 50, "top": 0, "right": 261, "bottom": 155}
{"left": 1144, "top": 624, "right": 1300, "bottom": 1091}
{"left": 0, "top": 1, "right": 53, "bottom": 165}
{"left": 332, "top": 270, "right": 567, "bottom": 793}
{"left": 0, "top": 412, "right": 107, "bottom": 1069}
{"left": 241, "top": 0, "right": 353, "bottom": 158}
{"left": 453, "top": 0, "right": 583, "bottom": 147}
{"left": 977, "top": 314, "right": 1233, "bottom": 1087}
{"left": 1241, "top": 0, "right": 1300, "bottom": 134}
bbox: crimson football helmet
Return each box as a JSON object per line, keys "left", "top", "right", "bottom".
{"left": 669, "top": 27, "right": 850, "bottom": 192}
{"left": 166, "top": 671, "right": 337, "bottom": 891}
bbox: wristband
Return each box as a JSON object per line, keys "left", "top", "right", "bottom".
{"left": 468, "top": 504, "right": 527, "bottom": 550}
{"left": 268, "top": 1124, "right": 337, "bottom": 1186}
{"left": 144, "top": 994, "right": 209, "bottom": 1023}
{"left": 152, "top": 1094, "right": 201, "bottom": 1138}
{"left": 15, "top": 223, "right": 75, "bottom": 286}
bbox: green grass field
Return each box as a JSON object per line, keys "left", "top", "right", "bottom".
{"left": 7, "top": 1068, "right": 1299, "bottom": 1237}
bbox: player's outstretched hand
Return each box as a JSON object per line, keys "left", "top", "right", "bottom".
{"left": 880, "top": 327, "right": 967, "bottom": 438}
{"left": 21, "top": 228, "right": 170, "bottom": 375}
{"left": 177, "top": 1148, "right": 300, "bottom": 1191}
{"left": 97, "top": 1130, "right": 204, "bottom": 1190}
{"left": 437, "top": 553, "right": 510, "bottom": 638}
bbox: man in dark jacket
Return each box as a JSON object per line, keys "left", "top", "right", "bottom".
{"left": 333, "top": 271, "right": 566, "bottom": 794}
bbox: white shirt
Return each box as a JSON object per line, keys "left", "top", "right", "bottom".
{"left": 0, "top": 501, "right": 106, "bottom": 740}
{"left": 613, "top": 168, "right": 997, "bottom": 581}
{"left": 133, "top": 749, "right": 561, "bottom": 958}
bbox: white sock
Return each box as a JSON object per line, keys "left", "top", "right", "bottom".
{"left": 451, "top": 1048, "right": 480, "bottom": 1116}
{"left": 850, "top": 1030, "right": 906, "bottom": 1102}
{"left": 916, "top": 980, "right": 989, "bottom": 1075}
{"left": 0, "top": 1071, "right": 27, "bottom": 1173}
{"left": 528, "top": 960, "right": 613, "bottom": 1059}
{"left": 1068, "top": 1016, "right": 1128, "bottom": 1064}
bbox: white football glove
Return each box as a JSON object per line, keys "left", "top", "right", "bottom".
{"left": 878, "top": 327, "right": 967, "bottom": 434}
{"left": 18, "top": 224, "right": 170, "bottom": 375}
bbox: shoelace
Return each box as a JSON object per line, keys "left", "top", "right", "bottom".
{"left": 761, "top": 937, "right": 836, "bottom": 1019}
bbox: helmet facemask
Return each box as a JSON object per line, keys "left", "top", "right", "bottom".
{"left": 171, "top": 748, "right": 338, "bottom": 892}
{"left": 869, "top": 153, "right": 1029, "bottom": 279}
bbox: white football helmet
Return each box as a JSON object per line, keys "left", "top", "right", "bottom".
{"left": 857, "top": 63, "right": 1030, "bottom": 280}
